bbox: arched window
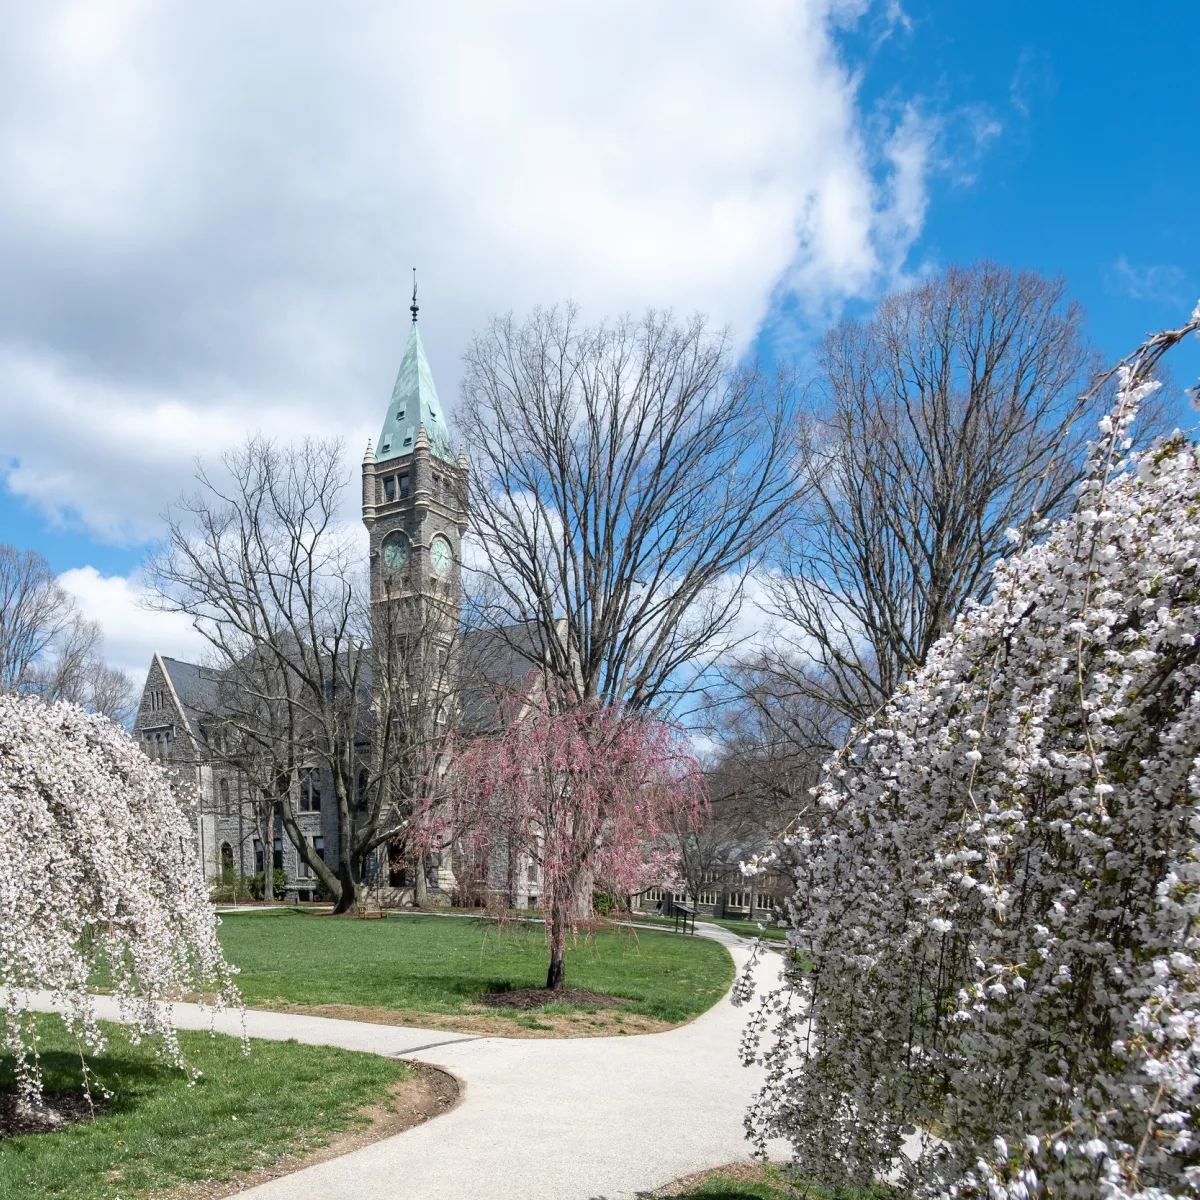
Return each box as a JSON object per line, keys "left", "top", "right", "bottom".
{"left": 300, "top": 768, "right": 321, "bottom": 813}
{"left": 220, "top": 842, "right": 234, "bottom": 872}
{"left": 218, "top": 778, "right": 231, "bottom": 817}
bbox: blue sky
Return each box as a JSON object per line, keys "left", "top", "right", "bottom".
{"left": 850, "top": 0, "right": 1196, "bottom": 370}
{"left": 754, "top": 1, "right": 1198, "bottom": 377}
{"left": 1, "top": 0, "right": 1195, "bottom": 677}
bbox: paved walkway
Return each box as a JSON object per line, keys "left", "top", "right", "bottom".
{"left": 27, "top": 922, "right": 785, "bottom": 1200}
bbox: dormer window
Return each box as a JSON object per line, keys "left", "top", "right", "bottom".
{"left": 404, "top": 434, "right": 413, "bottom": 447}
{"left": 397, "top": 407, "right": 406, "bottom": 419}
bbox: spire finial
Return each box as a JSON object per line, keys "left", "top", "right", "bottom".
{"left": 410, "top": 267, "right": 419, "bottom": 324}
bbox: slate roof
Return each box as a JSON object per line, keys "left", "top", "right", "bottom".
{"left": 147, "top": 623, "right": 547, "bottom": 741}
{"left": 160, "top": 655, "right": 221, "bottom": 737}
{"left": 457, "top": 622, "right": 547, "bottom": 735}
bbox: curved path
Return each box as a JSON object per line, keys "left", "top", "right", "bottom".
{"left": 31, "top": 923, "right": 785, "bottom": 1200}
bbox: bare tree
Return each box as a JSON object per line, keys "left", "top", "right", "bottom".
{"left": 148, "top": 437, "right": 457, "bottom": 912}
{"left": 763, "top": 262, "right": 1167, "bottom": 724}
{"left": 0, "top": 544, "right": 135, "bottom": 721}
{"left": 50, "top": 655, "right": 138, "bottom": 725}
{"left": 670, "top": 800, "right": 742, "bottom": 912}
{"left": 458, "top": 306, "right": 800, "bottom": 714}
{"left": 706, "top": 657, "right": 844, "bottom": 830}
{"left": 0, "top": 545, "right": 86, "bottom": 694}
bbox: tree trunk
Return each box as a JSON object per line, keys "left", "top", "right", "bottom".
{"left": 263, "top": 807, "right": 275, "bottom": 903}
{"left": 275, "top": 793, "right": 343, "bottom": 905}
{"left": 334, "top": 856, "right": 362, "bottom": 913}
{"left": 413, "top": 850, "right": 429, "bottom": 907}
{"left": 546, "top": 897, "right": 568, "bottom": 990}
{"left": 237, "top": 793, "right": 247, "bottom": 900}
{"left": 506, "top": 847, "right": 518, "bottom": 911}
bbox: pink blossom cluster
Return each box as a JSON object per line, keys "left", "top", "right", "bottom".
{"left": 745, "top": 320, "right": 1200, "bottom": 1200}
{"left": 0, "top": 696, "right": 241, "bottom": 1100}
{"left": 447, "top": 700, "right": 704, "bottom": 919}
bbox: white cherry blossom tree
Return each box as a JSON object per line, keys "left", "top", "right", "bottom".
{"left": 743, "top": 306, "right": 1200, "bottom": 1200}
{"left": 0, "top": 696, "right": 241, "bottom": 1103}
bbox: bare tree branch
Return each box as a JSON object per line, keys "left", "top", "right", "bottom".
{"left": 458, "top": 305, "right": 802, "bottom": 715}
{"left": 147, "top": 436, "right": 459, "bottom": 912}
{"left": 762, "top": 261, "right": 1171, "bottom": 724}
{"left": 0, "top": 544, "right": 135, "bottom": 721}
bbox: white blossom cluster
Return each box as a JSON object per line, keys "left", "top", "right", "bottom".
{"left": 0, "top": 696, "right": 241, "bottom": 1100}
{"left": 746, "top": 350, "right": 1200, "bottom": 1198}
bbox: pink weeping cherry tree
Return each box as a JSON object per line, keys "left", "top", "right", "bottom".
{"left": 0, "top": 696, "right": 242, "bottom": 1104}
{"left": 445, "top": 698, "right": 706, "bottom": 990}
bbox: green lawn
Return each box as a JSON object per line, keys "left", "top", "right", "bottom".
{"left": 0, "top": 1014, "right": 409, "bottom": 1200}
{"left": 661, "top": 1163, "right": 890, "bottom": 1199}
{"left": 216, "top": 909, "right": 735, "bottom": 1028}
{"left": 661, "top": 1163, "right": 799, "bottom": 1198}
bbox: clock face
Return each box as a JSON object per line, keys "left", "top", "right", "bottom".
{"left": 430, "top": 535, "right": 453, "bottom": 574}
{"left": 382, "top": 531, "right": 409, "bottom": 570}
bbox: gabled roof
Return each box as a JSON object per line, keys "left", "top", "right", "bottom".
{"left": 159, "top": 655, "right": 221, "bottom": 738}
{"left": 144, "top": 623, "right": 546, "bottom": 742}
{"left": 376, "top": 324, "right": 455, "bottom": 464}
{"left": 457, "top": 622, "right": 546, "bottom": 735}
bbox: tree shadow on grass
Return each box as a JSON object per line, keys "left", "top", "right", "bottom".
{"left": 0, "top": 1030, "right": 185, "bottom": 1126}
{"left": 3, "top": 1046, "right": 167, "bottom": 1093}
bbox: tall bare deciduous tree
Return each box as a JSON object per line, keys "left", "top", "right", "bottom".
{"left": 148, "top": 437, "right": 457, "bottom": 912}
{"left": 706, "top": 660, "right": 845, "bottom": 827}
{"left": 762, "top": 261, "right": 1165, "bottom": 724}
{"left": 458, "top": 305, "right": 800, "bottom": 714}
{"left": 0, "top": 543, "right": 135, "bottom": 722}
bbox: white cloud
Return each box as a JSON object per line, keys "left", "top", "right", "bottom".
{"left": 58, "top": 566, "right": 209, "bottom": 682}
{"left": 1110, "top": 256, "right": 1191, "bottom": 306}
{"left": 0, "top": 1, "right": 934, "bottom": 543}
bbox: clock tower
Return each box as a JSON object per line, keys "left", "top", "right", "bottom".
{"left": 362, "top": 297, "right": 468, "bottom": 656}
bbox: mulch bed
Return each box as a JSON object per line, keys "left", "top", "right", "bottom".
{"left": 474, "top": 986, "right": 630, "bottom": 1011}
{"left": 1, "top": 1091, "right": 107, "bottom": 1138}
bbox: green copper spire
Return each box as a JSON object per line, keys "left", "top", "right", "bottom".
{"left": 376, "top": 322, "right": 455, "bottom": 464}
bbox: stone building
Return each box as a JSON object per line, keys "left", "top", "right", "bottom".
{"left": 631, "top": 867, "right": 792, "bottom": 924}
{"left": 133, "top": 651, "right": 334, "bottom": 895}
{"left": 133, "top": 308, "right": 540, "bottom": 903}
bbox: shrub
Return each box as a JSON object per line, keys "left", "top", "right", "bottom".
{"left": 209, "top": 871, "right": 255, "bottom": 903}
{"left": 247, "top": 869, "right": 289, "bottom": 901}
{"left": 744, "top": 312, "right": 1200, "bottom": 1200}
